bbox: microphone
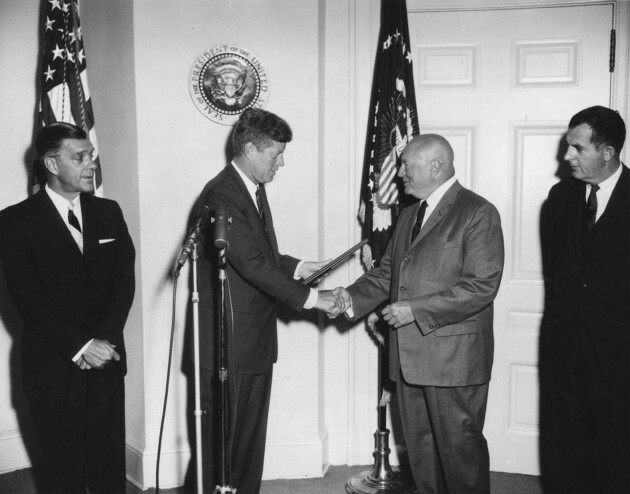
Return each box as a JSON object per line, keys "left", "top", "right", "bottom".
{"left": 175, "top": 205, "right": 211, "bottom": 273}
{"left": 213, "top": 205, "right": 230, "bottom": 249}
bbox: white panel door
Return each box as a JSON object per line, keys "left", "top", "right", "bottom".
{"left": 407, "top": 3, "right": 612, "bottom": 475}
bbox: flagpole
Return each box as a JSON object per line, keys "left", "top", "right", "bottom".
{"left": 346, "top": 0, "right": 418, "bottom": 492}
{"left": 345, "top": 341, "right": 409, "bottom": 494}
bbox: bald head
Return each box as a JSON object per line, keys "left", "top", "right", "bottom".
{"left": 399, "top": 134, "right": 455, "bottom": 200}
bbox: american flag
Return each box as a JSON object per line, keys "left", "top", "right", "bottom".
{"left": 359, "top": 0, "right": 419, "bottom": 270}
{"left": 37, "top": 0, "right": 102, "bottom": 195}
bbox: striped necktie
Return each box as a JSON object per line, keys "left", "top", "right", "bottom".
{"left": 256, "top": 186, "right": 265, "bottom": 224}
{"left": 584, "top": 184, "right": 599, "bottom": 231}
{"left": 68, "top": 206, "right": 82, "bottom": 233}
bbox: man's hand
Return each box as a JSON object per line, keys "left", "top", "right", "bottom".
{"left": 315, "top": 290, "right": 342, "bottom": 316}
{"left": 332, "top": 287, "right": 352, "bottom": 315}
{"left": 80, "top": 339, "right": 120, "bottom": 370}
{"left": 382, "top": 302, "right": 414, "bottom": 328}
{"left": 298, "top": 259, "right": 332, "bottom": 284}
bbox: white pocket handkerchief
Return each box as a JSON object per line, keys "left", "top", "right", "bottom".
{"left": 99, "top": 238, "right": 116, "bottom": 244}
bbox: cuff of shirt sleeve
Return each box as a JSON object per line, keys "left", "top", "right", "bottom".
{"left": 303, "top": 288, "right": 318, "bottom": 309}
{"left": 72, "top": 338, "right": 94, "bottom": 362}
{"left": 294, "top": 261, "right": 304, "bottom": 280}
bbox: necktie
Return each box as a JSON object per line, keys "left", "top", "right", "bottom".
{"left": 584, "top": 184, "right": 599, "bottom": 231}
{"left": 68, "top": 206, "right": 82, "bottom": 233}
{"left": 411, "top": 201, "right": 428, "bottom": 242}
{"left": 256, "top": 186, "right": 265, "bottom": 223}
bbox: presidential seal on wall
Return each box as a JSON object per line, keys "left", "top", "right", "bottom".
{"left": 189, "top": 44, "right": 270, "bottom": 125}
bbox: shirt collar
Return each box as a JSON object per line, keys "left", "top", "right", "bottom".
{"left": 591, "top": 163, "right": 623, "bottom": 193}
{"left": 44, "top": 184, "right": 83, "bottom": 229}
{"left": 45, "top": 183, "right": 81, "bottom": 215}
{"left": 425, "top": 175, "right": 457, "bottom": 210}
{"left": 231, "top": 161, "right": 259, "bottom": 199}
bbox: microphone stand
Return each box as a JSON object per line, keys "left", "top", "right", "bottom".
{"left": 214, "top": 247, "right": 237, "bottom": 494}
{"left": 191, "top": 244, "right": 204, "bottom": 494}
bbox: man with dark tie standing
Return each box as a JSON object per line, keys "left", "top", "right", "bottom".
{"left": 194, "top": 108, "right": 336, "bottom": 493}
{"left": 332, "top": 134, "right": 504, "bottom": 493}
{"left": 540, "top": 106, "right": 630, "bottom": 493}
{"left": 0, "top": 122, "right": 135, "bottom": 493}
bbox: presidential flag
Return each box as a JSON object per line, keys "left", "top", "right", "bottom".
{"left": 37, "top": 0, "right": 102, "bottom": 195}
{"left": 359, "top": 0, "right": 419, "bottom": 271}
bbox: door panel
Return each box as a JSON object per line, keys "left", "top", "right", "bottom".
{"left": 407, "top": 3, "right": 612, "bottom": 474}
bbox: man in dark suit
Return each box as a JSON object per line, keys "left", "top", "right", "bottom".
{"left": 540, "top": 106, "right": 629, "bottom": 493}
{"left": 0, "top": 122, "right": 135, "bottom": 494}
{"left": 194, "top": 108, "right": 336, "bottom": 493}
{"left": 332, "top": 134, "right": 504, "bottom": 493}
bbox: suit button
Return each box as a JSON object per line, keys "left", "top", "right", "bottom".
{"left": 400, "top": 286, "right": 406, "bottom": 291}
{"left": 402, "top": 257, "right": 409, "bottom": 262}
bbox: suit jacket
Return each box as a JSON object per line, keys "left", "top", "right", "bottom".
{"left": 542, "top": 165, "right": 630, "bottom": 381}
{"left": 0, "top": 190, "right": 135, "bottom": 395}
{"left": 348, "top": 181, "right": 504, "bottom": 386}
{"left": 196, "top": 165, "right": 310, "bottom": 375}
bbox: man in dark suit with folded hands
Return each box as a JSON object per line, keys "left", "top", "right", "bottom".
{"left": 540, "top": 106, "right": 629, "bottom": 493}
{"left": 331, "top": 134, "right": 504, "bottom": 494}
{"left": 0, "top": 122, "right": 135, "bottom": 494}
{"left": 195, "top": 108, "right": 337, "bottom": 493}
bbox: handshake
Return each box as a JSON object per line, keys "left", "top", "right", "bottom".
{"left": 315, "top": 288, "right": 415, "bottom": 329}
{"left": 298, "top": 259, "right": 352, "bottom": 318}
{"left": 314, "top": 287, "right": 352, "bottom": 318}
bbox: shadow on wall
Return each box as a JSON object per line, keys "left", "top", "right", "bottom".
{"left": 0, "top": 264, "right": 39, "bottom": 472}
{"left": 177, "top": 131, "right": 234, "bottom": 493}
{"left": 538, "top": 132, "right": 571, "bottom": 492}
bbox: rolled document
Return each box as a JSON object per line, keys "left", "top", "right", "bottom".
{"left": 302, "top": 239, "right": 368, "bottom": 285}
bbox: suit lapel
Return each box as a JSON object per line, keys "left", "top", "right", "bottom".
{"left": 35, "top": 190, "right": 83, "bottom": 256}
{"left": 409, "top": 181, "right": 462, "bottom": 247}
{"left": 257, "top": 184, "right": 280, "bottom": 255}
{"left": 593, "top": 165, "right": 630, "bottom": 235}
{"left": 227, "top": 166, "right": 260, "bottom": 224}
{"left": 227, "top": 166, "right": 279, "bottom": 260}
{"left": 81, "top": 194, "right": 98, "bottom": 259}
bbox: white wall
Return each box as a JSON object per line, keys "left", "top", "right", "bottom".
{"left": 0, "top": 0, "right": 45, "bottom": 474}
{"left": 0, "top": 0, "right": 386, "bottom": 488}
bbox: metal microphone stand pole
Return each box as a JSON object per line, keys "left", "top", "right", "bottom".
{"left": 214, "top": 247, "right": 237, "bottom": 494}
{"left": 191, "top": 244, "right": 204, "bottom": 494}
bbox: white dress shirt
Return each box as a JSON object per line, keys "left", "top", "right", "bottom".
{"left": 586, "top": 163, "right": 624, "bottom": 222}
{"left": 45, "top": 184, "right": 83, "bottom": 252}
{"left": 420, "top": 175, "right": 457, "bottom": 227}
{"left": 44, "top": 185, "right": 92, "bottom": 362}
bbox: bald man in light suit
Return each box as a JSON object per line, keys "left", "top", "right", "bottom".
{"left": 332, "top": 134, "right": 504, "bottom": 494}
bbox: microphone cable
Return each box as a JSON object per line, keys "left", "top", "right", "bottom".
{"left": 155, "top": 267, "right": 180, "bottom": 493}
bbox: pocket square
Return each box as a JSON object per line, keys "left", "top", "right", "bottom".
{"left": 99, "top": 238, "right": 116, "bottom": 244}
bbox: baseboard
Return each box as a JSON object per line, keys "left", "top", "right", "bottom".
{"left": 125, "top": 432, "right": 334, "bottom": 488}
{"left": 262, "top": 435, "right": 327, "bottom": 480}
{"left": 0, "top": 429, "right": 35, "bottom": 474}
{"left": 126, "top": 435, "right": 191, "bottom": 490}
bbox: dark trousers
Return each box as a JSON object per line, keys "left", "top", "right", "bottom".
{"left": 227, "top": 370, "right": 273, "bottom": 494}
{"left": 541, "top": 330, "right": 630, "bottom": 493}
{"left": 396, "top": 370, "right": 490, "bottom": 494}
{"left": 27, "top": 375, "right": 126, "bottom": 494}
{"left": 198, "top": 369, "right": 273, "bottom": 494}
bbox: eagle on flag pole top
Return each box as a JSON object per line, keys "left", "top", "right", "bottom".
{"left": 36, "top": 0, "right": 102, "bottom": 196}
{"left": 359, "top": 0, "right": 419, "bottom": 278}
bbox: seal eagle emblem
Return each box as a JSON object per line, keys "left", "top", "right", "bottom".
{"left": 189, "top": 45, "right": 269, "bottom": 125}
